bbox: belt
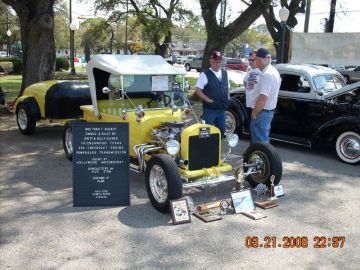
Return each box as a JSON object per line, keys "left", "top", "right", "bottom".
{"left": 262, "top": 109, "right": 274, "bottom": 112}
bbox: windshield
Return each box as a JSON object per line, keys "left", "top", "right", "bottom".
{"left": 108, "top": 74, "right": 188, "bottom": 108}
{"left": 313, "top": 74, "right": 345, "bottom": 93}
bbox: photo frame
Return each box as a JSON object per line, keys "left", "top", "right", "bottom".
{"left": 231, "top": 189, "right": 255, "bottom": 214}
{"left": 170, "top": 199, "right": 191, "bottom": 225}
{"left": 274, "top": 184, "right": 285, "bottom": 197}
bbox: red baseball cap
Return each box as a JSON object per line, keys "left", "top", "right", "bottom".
{"left": 210, "top": 51, "right": 223, "bottom": 61}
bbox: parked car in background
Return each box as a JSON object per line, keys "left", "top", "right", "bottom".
{"left": 225, "top": 58, "right": 248, "bottom": 72}
{"left": 0, "top": 51, "right": 7, "bottom": 58}
{"left": 184, "top": 55, "right": 203, "bottom": 72}
{"left": 226, "top": 64, "right": 360, "bottom": 164}
{"left": 176, "top": 55, "right": 195, "bottom": 65}
{"left": 328, "top": 64, "right": 345, "bottom": 71}
{"left": 339, "top": 66, "right": 360, "bottom": 84}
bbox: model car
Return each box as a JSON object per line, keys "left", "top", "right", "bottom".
{"left": 62, "top": 54, "right": 283, "bottom": 212}
{"left": 226, "top": 64, "right": 360, "bottom": 164}
{"left": 14, "top": 81, "right": 91, "bottom": 135}
{"left": 339, "top": 66, "right": 360, "bottom": 84}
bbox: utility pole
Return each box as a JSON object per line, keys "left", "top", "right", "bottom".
{"left": 327, "top": 0, "right": 337, "bottom": 32}
{"left": 304, "top": 0, "right": 311, "bottom": 32}
{"left": 220, "top": 0, "right": 227, "bottom": 27}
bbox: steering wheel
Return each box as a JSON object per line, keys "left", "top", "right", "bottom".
{"left": 157, "top": 93, "right": 172, "bottom": 107}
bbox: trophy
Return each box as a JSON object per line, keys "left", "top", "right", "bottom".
{"left": 269, "top": 175, "right": 277, "bottom": 201}
{"left": 235, "top": 157, "right": 245, "bottom": 191}
{"left": 219, "top": 200, "right": 230, "bottom": 215}
{"left": 183, "top": 195, "right": 196, "bottom": 213}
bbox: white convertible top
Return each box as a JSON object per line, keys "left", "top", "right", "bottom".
{"left": 86, "top": 54, "right": 186, "bottom": 76}
{"left": 86, "top": 54, "right": 186, "bottom": 116}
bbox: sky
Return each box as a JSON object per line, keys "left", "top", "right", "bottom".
{"left": 70, "top": 0, "right": 360, "bottom": 33}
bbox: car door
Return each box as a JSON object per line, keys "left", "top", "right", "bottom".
{"left": 270, "top": 73, "right": 327, "bottom": 145}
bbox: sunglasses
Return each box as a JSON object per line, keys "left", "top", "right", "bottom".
{"left": 248, "top": 59, "right": 255, "bottom": 62}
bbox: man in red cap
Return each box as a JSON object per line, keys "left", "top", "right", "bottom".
{"left": 195, "top": 50, "right": 229, "bottom": 137}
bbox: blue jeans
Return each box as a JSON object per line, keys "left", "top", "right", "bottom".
{"left": 202, "top": 108, "right": 226, "bottom": 137}
{"left": 250, "top": 110, "right": 274, "bottom": 144}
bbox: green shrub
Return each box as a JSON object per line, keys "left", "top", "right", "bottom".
{"left": 0, "top": 61, "right": 14, "bottom": 74}
{"left": 0, "top": 57, "right": 22, "bottom": 74}
{"left": 56, "top": 57, "right": 70, "bottom": 71}
{"left": 9, "top": 57, "right": 23, "bottom": 74}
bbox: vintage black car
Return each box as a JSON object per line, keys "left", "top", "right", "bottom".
{"left": 226, "top": 64, "right": 360, "bottom": 164}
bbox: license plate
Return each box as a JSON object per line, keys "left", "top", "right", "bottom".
{"left": 199, "top": 127, "right": 210, "bottom": 138}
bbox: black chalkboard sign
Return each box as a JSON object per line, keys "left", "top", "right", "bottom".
{"left": 72, "top": 122, "right": 130, "bottom": 207}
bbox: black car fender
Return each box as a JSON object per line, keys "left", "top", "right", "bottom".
{"left": 17, "top": 97, "right": 41, "bottom": 121}
{"left": 310, "top": 116, "right": 360, "bottom": 144}
{"left": 229, "top": 97, "right": 249, "bottom": 128}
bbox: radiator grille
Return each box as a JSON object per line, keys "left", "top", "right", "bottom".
{"left": 188, "top": 134, "right": 219, "bottom": 170}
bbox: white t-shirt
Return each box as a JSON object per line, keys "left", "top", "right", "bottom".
{"left": 195, "top": 68, "right": 223, "bottom": 89}
{"left": 244, "top": 67, "right": 261, "bottom": 108}
{"left": 255, "top": 64, "right": 281, "bottom": 110}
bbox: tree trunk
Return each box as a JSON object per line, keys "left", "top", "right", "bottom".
{"left": 199, "top": 0, "right": 267, "bottom": 71}
{"left": 3, "top": 0, "right": 56, "bottom": 96}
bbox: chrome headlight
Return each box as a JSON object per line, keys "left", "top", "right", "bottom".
{"left": 226, "top": 133, "right": 239, "bottom": 148}
{"left": 166, "top": 140, "right": 180, "bottom": 155}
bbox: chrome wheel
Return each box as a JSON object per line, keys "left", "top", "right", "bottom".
{"left": 247, "top": 150, "right": 270, "bottom": 184}
{"left": 17, "top": 108, "right": 28, "bottom": 130}
{"left": 336, "top": 131, "right": 360, "bottom": 164}
{"left": 225, "top": 110, "right": 236, "bottom": 135}
{"left": 149, "top": 165, "right": 168, "bottom": 203}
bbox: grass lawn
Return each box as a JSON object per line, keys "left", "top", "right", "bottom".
{"left": 0, "top": 75, "right": 22, "bottom": 101}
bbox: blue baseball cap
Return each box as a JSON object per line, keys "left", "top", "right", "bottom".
{"left": 256, "top": 48, "right": 271, "bottom": 58}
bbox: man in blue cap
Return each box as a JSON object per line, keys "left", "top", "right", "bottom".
{"left": 195, "top": 51, "right": 229, "bottom": 137}
{"left": 249, "top": 48, "right": 281, "bottom": 144}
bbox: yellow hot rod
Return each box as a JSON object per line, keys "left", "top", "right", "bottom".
{"left": 62, "top": 55, "right": 282, "bottom": 212}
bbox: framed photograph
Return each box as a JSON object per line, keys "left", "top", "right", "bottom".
{"left": 170, "top": 199, "right": 191, "bottom": 225}
{"left": 231, "top": 189, "right": 255, "bottom": 214}
{"left": 274, "top": 184, "right": 285, "bottom": 197}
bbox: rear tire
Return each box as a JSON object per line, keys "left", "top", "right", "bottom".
{"left": 16, "top": 103, "right": 36, "bottom": 135}
{"left": 225, "top": 100, "right": 244, "bottom": 136}
{"left": 335, "top": 131, "right": 360, "bottom": 164}
{"left": 185, "top": 64, "right": 191, "bottom": 72}
{"left": 145, "top": 154, "right": 183, "bottom": 212}
{"left": 243, "top": 143, "right": 282, "bottom": 188}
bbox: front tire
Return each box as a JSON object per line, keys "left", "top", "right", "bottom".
{"left": 145, "top": 154, "right": 183, "bottom": 212}
{"left": 335, "top": 131, "right": 360, "bottom": 164}
{"left": 16, "top": 103, "right": 36, "bottom": 135}
{"left": 243, "top": 143, "right": 282, "bottom": 188}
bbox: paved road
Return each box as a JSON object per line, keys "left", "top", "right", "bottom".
{"left": 0, "top": 114, "right": 359, "bottom": 270}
